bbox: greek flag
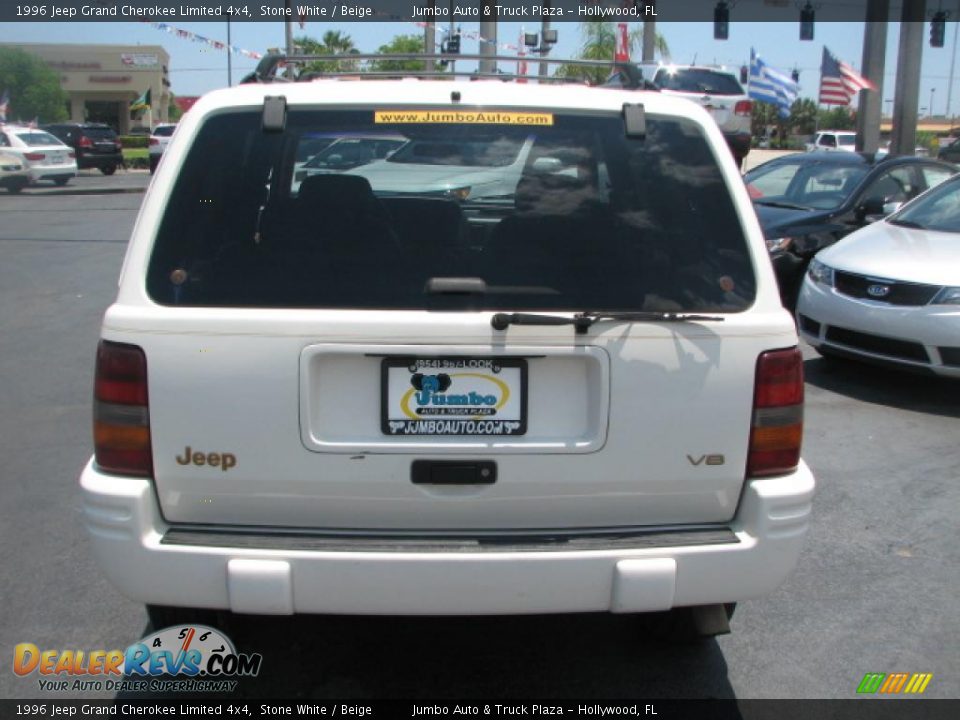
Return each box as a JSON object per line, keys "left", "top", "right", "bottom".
{"left": 749, "top": 49, "right": 799, "bottom": 119}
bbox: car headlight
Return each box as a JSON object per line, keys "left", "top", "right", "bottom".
{"left": 444, "top": 186, "right": 471, "bottom": 200}
{"left": 807, "top": 258, "right": 835, "bottom": 287}
{"left": 931, "top": 286, "right": 960, "bottom": 305}
{"left": 765, "top": 236, "right": 793, "bottom": 253}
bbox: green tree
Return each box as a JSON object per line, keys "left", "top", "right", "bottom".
{"left": 294, "top": 31, "right": 359, "bottom": 74}
{"left": 369, "top": 34, "right": 432, "bottom": 73}
{"left": 818, "top": 106, "right": 856, "bottom": 130}
{"left": 558, "top": 21, "right": 670, "bottom": 85}
{"left": 789, "top": 98, "right": 818, "bottom": 136}
{"left": 0, "top": 47, "right": 68, "bottom": 124}
{"left": 751, "top": 101, "right": 780, "bottom": 139}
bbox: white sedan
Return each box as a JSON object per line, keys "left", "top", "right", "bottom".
{"left": 0, "top": 125, "right": 77, "bottom": 186}
{"left": 797, "top": 173, "right": 960, "bottom": 377}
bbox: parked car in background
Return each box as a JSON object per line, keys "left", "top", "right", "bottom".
{"left": 43, "top": 122, "right": 123, "bottom": 175}
{"left": 744, "top": 151, "right": 956, "bottom": 306}
{"left": 605, "top": 63, "right": 752, "bottom": 168}
{"left": 128, "top": 126, "right": 151, "bottom": 136}
{"left": 937, "top": 139, "right": 960, "bottom": 163}
{"left": 0, "top": 125, "right": 77, "bottom": 186}
{"left": 0, "top": 151, "right": 29, "bottom": 193}
{"left": 292, "top": 134, "right": 407, "bottom": 189}
{"left": 797, "top": 173, "right": 960, "bottom": 377}
{"left": 148, "top": 123, "right": 177, "bottom": 173}
{"left": 806, "top": 131, "right": 858, "bottom": 152}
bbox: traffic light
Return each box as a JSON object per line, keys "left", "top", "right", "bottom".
{"left": 792, "top": 68, "right": 800, "bottom": 83}
{"left": 800, "top": 3, "right": 815, "bottom": 41}
{"left": 444, "top": 32, "right": 461, "bottom": 55}
{"left": 931, "top": 12, "right": 947, "bottom": 48}
{"left": 740, "top": 65, "right": 748, "bottom": 85}
{"left": 714, "top": 2, "right": 729, "bottom": 41}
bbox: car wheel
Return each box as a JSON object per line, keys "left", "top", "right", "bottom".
{"left": 639, "top": 604, "right": 736, "bottom": 643}
{"left": 100, "top": 165, "right": 117, "bottom": 176}
{"left": 6, "top": 182, "right": 25, "bottom": 194}
{"left": 149, "top": 156, "right": 159, "bottom": 174}
{"left": 53, "top": 177, "right": 70, "bottom": 187}
{"left": 146, "top": 604, "right": 229, "bottom": 631}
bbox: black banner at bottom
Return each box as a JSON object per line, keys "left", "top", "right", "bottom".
{"left": 2, "top": 700, "right": 959, "bottom": 720}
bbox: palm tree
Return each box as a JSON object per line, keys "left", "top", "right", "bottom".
{"left": 559, "top": 21, "right": 670, "bottom": 85}
{"left": 295, "top": 31, "right": 360, "bottom": 74}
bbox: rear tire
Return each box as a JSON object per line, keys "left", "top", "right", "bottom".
{"left": 100, "top": 165, "right": 117, "bottom": 176}
{"left": 640, "top": 604, "right": 736, "bottom": 643}
{"left": 53, "top": 177, "right": 70, "bottom": 187}
{"left": 6, "top": 182, "right": 25, "bottom": 194}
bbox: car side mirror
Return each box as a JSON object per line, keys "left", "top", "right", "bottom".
{"left": 858, "top": 196, "right": 886, "bottom": 219}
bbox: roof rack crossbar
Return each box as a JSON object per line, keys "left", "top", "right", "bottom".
{"left": 242, "top": 53, "right": 648, "bottom": 87}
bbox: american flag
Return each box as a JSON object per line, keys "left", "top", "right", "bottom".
{"left": 819, "top": 47, "right": 876, "bottom": 106}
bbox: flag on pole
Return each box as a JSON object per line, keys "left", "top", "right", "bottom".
{"left": 819, "top": 47, "right": 876, "bottom": 106}
{"left": 749, "top": 49, "right": 800, "bottom": 119}
{"left": 0, "top": 89, "right": 9, "bottom": 122}
{"left": 615, "top": 23, "right": 630, "bottom": 62}
{"left": 129, "top": 88, "right": 152, "bottom": 112}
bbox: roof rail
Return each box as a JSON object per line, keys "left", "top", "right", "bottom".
{"left": 240, "top": 53, "right": 656, "bottom": 89}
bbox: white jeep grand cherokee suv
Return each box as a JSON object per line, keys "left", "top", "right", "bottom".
{"left": 81, "top": 70, "right": 814, "bottom": 635}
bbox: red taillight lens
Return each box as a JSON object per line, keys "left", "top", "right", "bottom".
{"left": 79, "top": 136, "right": 94, "bottom": 149}
{"left": 748, "top": 348, "right": 804, "bottom": 477}
{"left": 149, "top": 138, "right": 159, "bottom": 146}
{"left": 734, "top": 100, "right": 753, "bottom": 117}
{"left": 94, "top": 341, "right": 152, "bottom": 477}
{"left": 23, "top": 152, "right": 45, "bottom": 161}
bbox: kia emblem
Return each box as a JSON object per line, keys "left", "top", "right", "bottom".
{"left": 867, "top": 284, "right": 891, "bottom": 298}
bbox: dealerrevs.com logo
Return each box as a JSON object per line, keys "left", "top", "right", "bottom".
{"left": 14, "top": 625, "right": 262, "bottom": 693}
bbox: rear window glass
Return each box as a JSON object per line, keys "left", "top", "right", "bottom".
{"left": 654, "top": 69, "right": 744, "bottom": 95}
{"left": 83, "top": 127, "right": 118, "bottom": 140}
{"left": 153, "top": 125, "right": 176, "bottom": 137}
{"left": 147, "top": 109, "right": 755, "bottom": 312}
{"left": 16, "top": 132, "right": 62, "bottom": 146}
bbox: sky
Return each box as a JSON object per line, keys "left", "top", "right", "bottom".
{"left": 2, "top": 20, "right": 959, "bottom": 116}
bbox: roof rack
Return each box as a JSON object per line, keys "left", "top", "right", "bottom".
{"left": 241, "top": 53, "right": 655, "bottom": 89}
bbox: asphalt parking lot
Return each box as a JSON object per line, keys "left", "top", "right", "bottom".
{"left": 0, "top": 173, "right": 956, "bottom": 701}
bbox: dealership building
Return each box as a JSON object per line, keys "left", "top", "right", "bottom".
{"left": 1, "top": 43, "right": 172, "bottom": 132}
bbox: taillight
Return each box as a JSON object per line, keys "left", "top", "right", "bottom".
{"left": 23, "top": 152, "right": 45, "bottom": 161}
{"left": 149, "top": 138, "right": 159, "bottom": 146}
{"left": 79, "top": 136, "right": 94, "bottom": 149}
{"left": 734, "top": 100, "right": 753, "bottom": 117}
{"left": 748, "top": 348, "right": 803, "bottom": 477}
{"left": 94, "top": 341, "right": 152, "bottom": 477}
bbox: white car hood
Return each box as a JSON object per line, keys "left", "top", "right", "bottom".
{"left": 348, "top": 160, "right": 513, "bottom": 192}
{"left": 818, "top": 220, "right": 960, "bottom": 286}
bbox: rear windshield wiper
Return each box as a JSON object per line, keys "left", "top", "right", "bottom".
{"left": 491, "top": 311, "right": 725, "bottom": 334}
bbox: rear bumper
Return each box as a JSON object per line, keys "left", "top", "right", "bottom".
{"left": 27, "top": 163, "right": 77, "bottom": 182}
{"left": 77, "top": 152, "right": 122, "bottom": 169}
{"left": 80, "top": 459, "right": 815, "bottom": 615}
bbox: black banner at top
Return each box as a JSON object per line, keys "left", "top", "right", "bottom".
{"left": 0, "top": 0, "right": 922, "bottom": 24}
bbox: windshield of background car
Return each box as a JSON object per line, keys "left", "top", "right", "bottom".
{"left": 16, "top": 132, "right": 63, "bottom": 147}
{"left": 889, "top": 175, "right": 960, "bottom": 233}
{"left": 303, "top": 136, "right": 405, "bottom": 170}
{"left": 83, "top": 127, "right": 117, "bottom": 140}
{"left": 745, "top": 159, "right": 869, "bottom": 210}
{"left": 147, "top": 108, "right": 755, "bottom": 312}
{"left": 654, "top": 69, "right": 743, "bottom": 95}
{"left": 152, "top": 125, "right": 176, "bottom": 137}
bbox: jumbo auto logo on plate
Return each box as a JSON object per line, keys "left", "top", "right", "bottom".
{"left": 13, "top": 625, "right": 262, "bottom": 693}
{"left": 382, "top": 357, "right": 527, "bottom": 436}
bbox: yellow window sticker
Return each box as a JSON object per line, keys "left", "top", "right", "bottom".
{"left": 374, "top": 110, "right": 554, "bottom": 126}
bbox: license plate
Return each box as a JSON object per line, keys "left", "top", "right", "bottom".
{"left": 381, "top": 357, "right": 527, "bottom": 436}
{"left": 48, "top": 154, "right": 64, "bottom": 164}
